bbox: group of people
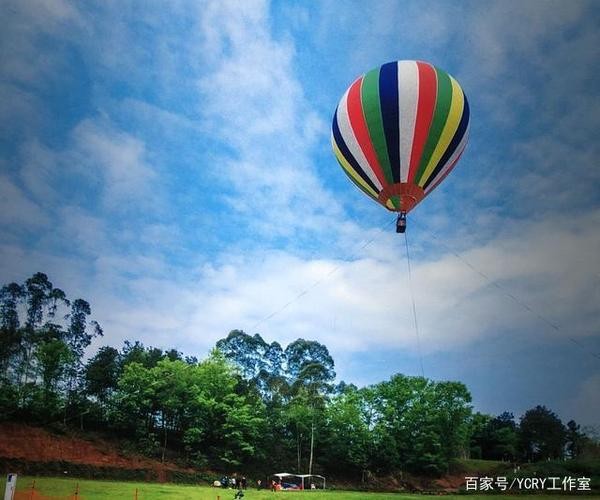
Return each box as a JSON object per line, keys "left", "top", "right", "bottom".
{"left": 216, "top": 475, "right": 316, "bottom": 493}
{"left": 218, "top": 475, "right": 248, "bottom": 490}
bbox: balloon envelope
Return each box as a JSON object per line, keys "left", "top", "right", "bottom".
{"left": 332, "top": 60, "right": 469, "bottom": 213}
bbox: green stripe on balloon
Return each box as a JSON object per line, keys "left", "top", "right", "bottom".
{"left": 361, "top": 68, "right": 394, "bottom": 185}
{"left": 415, "top": 67, "right": 453, "bottom": 184}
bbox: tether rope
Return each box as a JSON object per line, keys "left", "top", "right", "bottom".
{"left": 404, "top": 230, "right": 425, "bottom": 377}
{"left": 250, "top": 216, "right": 396, "bottom": 331}
{"left": 413, "top": 218, "right": 600, "bottom": 362}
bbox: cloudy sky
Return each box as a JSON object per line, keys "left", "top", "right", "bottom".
{"left": 1, "top": 0, "right": 599, "bottom": 427}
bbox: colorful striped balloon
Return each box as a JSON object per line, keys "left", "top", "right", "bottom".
{"left": 332, "top": 60, "right": 469, "bottom": 213}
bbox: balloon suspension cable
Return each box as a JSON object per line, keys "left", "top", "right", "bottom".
{"left": 250, "top": 217, "right": 397, "bottom": 331}
{"left": 404, "top": 230, "right": 425, "bottom": 378}
{"left": 414, "top": 219, "right": 600, "bottom": 362}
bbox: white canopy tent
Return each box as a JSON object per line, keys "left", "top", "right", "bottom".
{"left": 273, "top": 473, "right": 326, "bottom": 490}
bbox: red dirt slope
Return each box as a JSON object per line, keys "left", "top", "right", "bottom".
{"left": 0, "top": 422, "right": 175, "bottom": 470}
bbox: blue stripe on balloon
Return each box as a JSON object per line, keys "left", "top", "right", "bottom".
{"left": 378, "top": 62, "right": 400, "bottom": 183}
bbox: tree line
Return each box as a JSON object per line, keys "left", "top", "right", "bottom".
{"left": 0, "top": 273, "right": 596, "bottom": 478}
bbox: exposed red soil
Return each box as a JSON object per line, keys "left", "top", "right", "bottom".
{"left": 0, "top": 422, "right": 177, "bottom": 471}
{"left": 434, "top": 475, "right": 466, "bottom": 490}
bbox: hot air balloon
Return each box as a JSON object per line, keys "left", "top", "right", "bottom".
{"left": 332, "top": 60, "right": 470, "bottom": 233}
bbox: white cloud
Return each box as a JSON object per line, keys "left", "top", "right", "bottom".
{"left": 0, "top": 175, "right": 49, "bottom": 229}
{"left": 20, "top": 139, "right": 60, "bottom": 204}
{"left": 0, "top": 0, "right": 83, "bottom": 85}
{"left": 466, "top": 0, "right": 587, "bottom": 77}
{"left": 70, "top": 119, "right": 157, "bottom": 210}
{"left": 17, "top": 118, "right": 159, "bottom": 215}
{"left": 32, "top": 208, "right": 592, "bottom": 371}
{"left": 196, "top": 0, "right": 341, "bottom": 238}
{"left": 53, "top": 206, "right": 108, "bottom": 256}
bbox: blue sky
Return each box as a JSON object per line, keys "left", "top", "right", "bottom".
{"left": 1, "top": 0, "right": 599, "bottom": 427}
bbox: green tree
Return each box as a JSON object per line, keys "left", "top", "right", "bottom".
{"left": 35, "top": 337, "right": 73, "bottom": 416}
{"left": 112, "top": 361, "right": 157, "bottom": 453}
{"left": 0, "top": 283, "right": 24, "bottom": 381}
{"left": 183, "top": 351, "right": 266, "bottom": 468}
{"left": 370, "top": 374, "right": 472, "bottom": 476}
{"left": 285, "top": 339, "right": 335, "bottom": 384}
{"left": 21, "top": 273, "right": 57, "bottom": 389}
{"left": 285, "top": 340, "right": 335, "bottom": 474}
{"left": 432, "top": 381, "right": 473, "bottom": 464}
{"left": 152, "top": 359, "right": 190, "bottom": 462}
{"left": 565, "top": 420, "right": 585, "bottom": 459}
{"left": 216, "top": 330, "right": 270, "bottom": 379}
{"left": 63, "top": 299, "right": 102, "bottom": 424}
{"left": 120, "top": 340, "right": 165, "bottom": 370}
{"left": 322, "top": 386, "right": 373, "bottom": 478}
{"left": 469, "top": 412, "right": 493, "bottom": 459}
{"left": 519, "top": 405, "right": 566, "bottom": 461}
{"left": 488, "top": 412, "right": 518, "bottom": 461}
{"left": 85, "top": 346, "right": 120, "bottom": 422}
{"left": 216, "top": 330, "right": 285, "bottom": 400}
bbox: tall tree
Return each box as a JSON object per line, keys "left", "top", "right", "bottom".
{"left": 322, "top": 386, "right": 373, "bottom": 478}
{"left": 35, "top": 336, "right": 73, "bottom": 416}
{"left": 519, "top": 405, "right": 566, "bottom": 461}
{"left": 63, "top": 299, "right": 102, "bottom": 423}
{"left": 120, "top": 340, "right": 165, "bottom": 370}
{"left": 0, "top": 283, "right": 24, "bottom": 379}
{"left": 285, "top": 339, "right": 335, "bottom": 474}
{"left": 216, "top": 330, "right": 270, "bottom": 379}
{"left": 284, "top": 339, "right": 335, "bottom": 385}
{"left": 21, "top": 273, "right": 54, "bottom": 388}
{"left": 85, "top": 346, "right": 120, "bottom": 421}
{"left": 469, "top": 412, "right": 493, "bottom": 459}
{"left": 565, "top": 420, "right": 585, "bottom": 459}
{"left": 432, "top": 381, "right": 473, "bottom": 464}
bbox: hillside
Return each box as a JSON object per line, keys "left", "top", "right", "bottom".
{"left": 2, "top": 422, "right": 597, "bottom": 494}
{"left": 0, "top": 422, "right": 480, "bottom": 491}
{"left": 0, "top": 423, "right": 206, "bottom": 483}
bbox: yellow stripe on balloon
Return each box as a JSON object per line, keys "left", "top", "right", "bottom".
{"left": 332, "top": 139, "right": 379, "bottom": 200}
{"left": 418, "top": 76, "right": 464, "bottom": 187}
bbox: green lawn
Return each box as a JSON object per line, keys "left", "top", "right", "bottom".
{"left": 3, "top": 476, "right": 599, "bottom": 499}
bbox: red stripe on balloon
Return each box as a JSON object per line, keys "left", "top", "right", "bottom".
{"left": 407, "top": 61, "right": 437, "bottom": 183}
{"left": 347, "top": 77, "right": 387, "bottom": 187}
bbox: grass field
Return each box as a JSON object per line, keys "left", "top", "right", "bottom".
{"left": 2, "top": 476, "right": 599, "bottom": 500}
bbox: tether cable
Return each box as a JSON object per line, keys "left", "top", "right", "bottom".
{"left": 413, "top": 218, "right": 600, "bottom": 362}
{"left": 250, "top": 216, "right": 397, "bottom": 331}
{"left": 404, "top": 229, "right": 425, "bottom": 377}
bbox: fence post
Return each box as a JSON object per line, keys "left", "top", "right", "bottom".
{"left": 74, "top": 482, "right": 79, "bottom": 499}
{"left": 135, "top": 487, "right": 138, "bottom": 500}
{"left": 30, "top": 480, "right": 36, "bottom": 500}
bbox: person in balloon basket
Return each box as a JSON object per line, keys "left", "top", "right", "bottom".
{"left": 396, "top": 212, "right": 407, "bottom": 233}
